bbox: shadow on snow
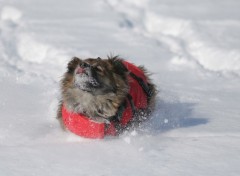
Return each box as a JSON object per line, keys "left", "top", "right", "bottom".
{"left": 141, "top": 98, "right": 208, "bottom": 134}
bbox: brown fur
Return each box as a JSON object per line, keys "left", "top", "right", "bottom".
{"left": 57, "top": 56, "right": 156, "bottom": 130}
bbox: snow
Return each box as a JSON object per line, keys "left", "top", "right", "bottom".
{"left": 0, "top": 0, "right": 240, "bottom": 175}
{"left": 1, "top": 6, "right": 22, "bottom": 22}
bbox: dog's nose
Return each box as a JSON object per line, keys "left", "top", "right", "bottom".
{"left": 76, "top": 67, "right": 85, "bottom": 74}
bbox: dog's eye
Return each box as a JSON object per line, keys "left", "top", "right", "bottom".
{"left": 81, "top": 62, "right": 90, "bottom": 68}
{"left": 96, "top": 65, "right": 104, "bottom": 72}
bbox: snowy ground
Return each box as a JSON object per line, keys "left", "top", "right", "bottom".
{"left": 0, "top": 0, "right": 240, "bottom": 175}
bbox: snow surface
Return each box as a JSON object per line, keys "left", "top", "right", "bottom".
{"left": 0, "top": 0, "right": 240, "bottom": 175}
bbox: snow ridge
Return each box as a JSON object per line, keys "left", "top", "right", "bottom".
{"left": 106, "top": 0, "right": 240, "bottom": 76}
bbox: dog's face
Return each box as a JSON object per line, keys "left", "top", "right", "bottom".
{"left": 69, "top": 57, "right": 120, "bottom": 95}
{"left": 73, "top": 59, "right": 101, "bottom": 93}
{"left": 61, "top": 57, "right": 129, "bottom": 121}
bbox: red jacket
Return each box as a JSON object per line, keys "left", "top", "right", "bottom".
{"left": 62, "top": 61, "right": 148, "bottom": 138}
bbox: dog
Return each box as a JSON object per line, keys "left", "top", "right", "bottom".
{"left": 57, "top": 56, "right": 156, "bottom": 136}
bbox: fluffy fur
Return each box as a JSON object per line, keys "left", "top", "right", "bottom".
{"left": 57, "top": 56, "right": 156, "bottom": 130}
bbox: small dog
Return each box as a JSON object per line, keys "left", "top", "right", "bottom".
{"left": 57, "top": 56, "right": 156, "bottom": 135}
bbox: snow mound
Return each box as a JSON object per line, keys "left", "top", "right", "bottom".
{"left": 107, "top": 0, "right": 240, "bottom": 76}
{"left": 17, "top": 33, "right": 68, "bottom": 65}
{"left": 0, "top": 6, "right": 70, "bottom": 80}
{"left": 145, "top": 13, "right": 240, "bottom": 74}
{"left": 1, "top": 6, "right": 22, "bottom": 22}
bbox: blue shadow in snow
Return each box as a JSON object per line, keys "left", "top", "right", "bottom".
{"left": 142, "top": 98, "right": 208, "bottom": 134}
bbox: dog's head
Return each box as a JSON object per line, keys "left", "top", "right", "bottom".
{"left": 64, "top": 57, "right": 128, "bottom": 95}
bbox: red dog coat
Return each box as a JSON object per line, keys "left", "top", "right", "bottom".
{"left": 62, "top": 61, "right": 151, "bottom": 138}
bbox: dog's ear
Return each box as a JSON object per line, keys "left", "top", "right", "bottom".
{"left": 109, "top": 57, "right": 129, "bottom": 82}
{"left": 67, "top": 57, "right": 81, "bottom": 73}
{"left": 112, "top": 58, "right": 128, "bottom": 73}
{"left": 108, "top": 56, "right": 128, "bottom": 75}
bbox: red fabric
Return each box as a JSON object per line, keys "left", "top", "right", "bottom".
{"left": 62, "top": 61, "right": 148, "bottom": 138}
{"left": 123, "top": 61, "right": 148, "bottom": 109}
{"left": 62, "top": 105, "right": 105, "bottom": 139}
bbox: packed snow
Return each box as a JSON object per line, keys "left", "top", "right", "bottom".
{"left": 0, "top": 0, "right": 240, "bottom": 175}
